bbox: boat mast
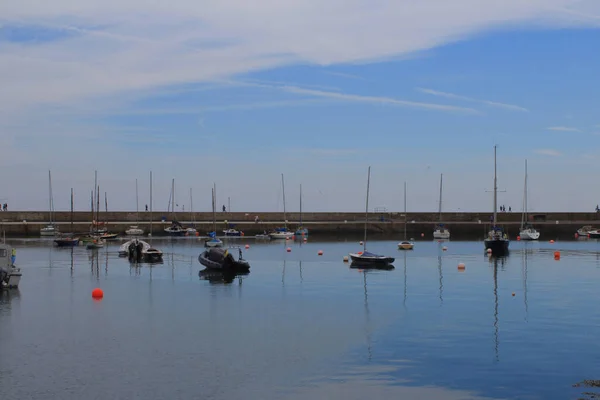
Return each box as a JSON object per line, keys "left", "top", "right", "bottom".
{"left": 212, "top": 184, "right": 217, "bottom": 233}
{"left": 48, "top": 170, "right": 53, "bottom": 225}
{"left": 104, "top": 192, "right": 108, "bottom": 227}
{"left": 299, "top": 184, "right": 303, "bottom": 227}
{"left": 493, "top": 145, "right": 498, "bottom": 227}
{"left": 96, "top": 186, "right": 100, "bottom": 236}
{"left": 281, "top": 173, "right": 287, "bottom": 230}
{"left": 363, "top": 166, "right": 371, "bottom": 253}
{"left": 70, "top": 188, "right": 74, "bottom": 233}
{"left": 190, "top": 188, "right": 195, "bottom": 227}
{"left": 171, "top": 178, "right": 175, "bottom": 220}
{"left": 522, "top": 159, "right": 528, "bottom": 229}
{"left": 404, "top": 181, "right": 408, "bottom": 240}
{"left": 438, "top": 174, "right": 443, "bottom": 223}
{"left": 150, "top": 171, "right": 153, "bottom": 237}
{"left": 135, "top": 178, "right": 139, "bottom": 224}
{"left": 94, "top": 170, "right": 98, "bottom": 235}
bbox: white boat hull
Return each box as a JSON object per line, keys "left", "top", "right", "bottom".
{"left": 433, "top": 230, "right": 450, "bottom": 239}
{"left": 205, "top": 239, "right": 223, "bottom": 248}
{"left": 519, "top": 229, "right": 540, "bottom": 240}
{"left": 40, "top": 226, "right": 57, "bottom": 236}
{"left": 398, "top": 241, "right": 414, "bottom": 250}
{"left": 269, "top": 232, "right": 294, "bottom": 239}
{"left": 125, "top": 227, "right": 144, "bottom": 236}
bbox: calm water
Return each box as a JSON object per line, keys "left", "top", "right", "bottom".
{"left": 1, "top": 237, "right": 600, "bottom": 400}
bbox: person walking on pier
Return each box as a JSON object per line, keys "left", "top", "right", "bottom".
{"left": 222, "top": 205, "right": 226, "bottom": 212}
{"left": 145, "top": 204, "right": 148, "bottom": 211}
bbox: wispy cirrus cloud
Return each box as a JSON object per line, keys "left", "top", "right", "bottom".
{"left": 534, "top": 148, "right": 562, "bottom": 156}
{"left": 417, "top": 88, "right": 528, "bottom": 112}
{"left": 547, "top": 126, "right": 581, "bottom": 132}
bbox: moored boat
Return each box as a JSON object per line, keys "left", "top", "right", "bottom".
{"left": 0, "top": 243, "right": 21, "bottom": 289}
{"left": 484, "top": 146, "right": 509, "bottom": 256}
{"left": 198, "top": 247, "right": 250, "bottom": 270}
{"left": 119, "top": 239, "right": 163, "bottom": 263}
{"left": 519, "top": 160, "right": 540, "bottom": 241}
{"left": 125, "top": 226, "right": 144, "bottom": 236}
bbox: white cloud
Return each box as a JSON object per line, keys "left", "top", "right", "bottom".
{"left": 417, "top": 88, "right": 528, "bottom": 112}
{"left": 2, "top": 0, "right": 600, "bottom": 114}
{"left": 534, "top": 148, "right": 562, "bottom": 156}
{"left": 547, "top": 126, "right": 581, "bottom": 132}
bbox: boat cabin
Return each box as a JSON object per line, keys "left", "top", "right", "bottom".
{"left": 0, "top": 243, "right": 21, "bottom": 289}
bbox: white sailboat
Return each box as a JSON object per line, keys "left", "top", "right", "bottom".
{"left": 433, "top": 174, "right": 450, "bottom": 240}
{"left": 126, "top": 178, "right": 144, "bottom": 236}
{"left": 295, "top": 184, "right": 308, "bottom": 236}
{"left": 40, "top": 170, "right": 58, "bottom": 236}
{"left": 205, "top": 184, "right": 223, "bottom": 247}
{"left": 398, "top": 181, "right": 415, "bottom": 250}
{"left": 270, "top": 173, "right": 294, "bottom": 239}
{"left": 519, "top": 160, "right": 540, "bottom": 240}
{"left": 186, "top": 188, "right": 197, "bottom": 235}
{"left": 164, "top": 178, "right": 186, "bottom": 236}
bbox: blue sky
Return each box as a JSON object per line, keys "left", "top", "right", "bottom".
{"left": 1, "top": 1, "right": 600, "bottom": 212}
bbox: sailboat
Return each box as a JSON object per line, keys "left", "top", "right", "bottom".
{"left": 186, "top": 188, "right": 197, "bottom": 235}
{"left": 433, "top": 174, "right": 450, "bottom": 240}
{"left": 99, "top": 192, "right": 118, "bottom": 240}
{"left": 519, "top": 160, "right": 540, "bottom": 240}
{"left": 165, "top": 178, "right": 186, "bottom": 236}
{"left": 54, "top": 189, "right": 80, "bottom": 247}
{"left": 295, "top": 184, "right": 309, "bottom": 236}
{"left": 398, "top": 182, "right": 415, "bottom": 250}
{"left": 87, "top": 186, "right": 106, "bottom": 249}
{"left": 484, "top": 145, "right": 510, "bottom": 255}
{"left": 269, "top": 173, "right": 294, "bottom": 239}
{"left": 349, "top": 167, "right": 395, "bottom": 267}
{"left": 40, "top": 170, "right": 58, "bottom": 236}
{"left": 126, "top": 178, "right": 144, "bottom": 236}
{"left": 205, "top": 185, "right": 223, "bottom": 248}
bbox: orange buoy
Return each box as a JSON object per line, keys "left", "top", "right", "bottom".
{"left": 512, "top": 292, "right": 516, "bottom": 297}
{"left": 195, "top": 232, "right": 199, "bottom": 236}
{"left": 241, "top": 232, "right": 245, "bottom": 236}
{"left": 442, "top": 246, "right": 447, "bottom": 251}
{"left": 589, "top": 234, "right": 591, "bottom": 238}
{"left": 517, "top": 236, "right": 521, "bottom": 241}
{"left": 245, "top": 244, "right": 250, "bottom": 249}
{"left": 421, "top": 233, "right": 425, "bottom": 237}
{"left": 574, "top": 233, "right": 579, "bottom": 238}
{"left": 343, "top": 256, "right": 349, "bottom": 262}
{"left": 550, "top": 239, "right": 555, "bottom": 244}
{"left": 486, "top": 248, "right": 492, "bottom": 254}
{"left": 92, "top": 288, "right": 104, "bottom": 299}
{"left": 318, "top": 250, "right": 323, "bottom": 256}
{"left": 358, "top": 251, "right": 363, "bottom": 255}
{"left": 303, "top": 237, "right": 307, "bottom": 242}
{"left": 554, "top": 251, "right": 560, "bottom": 260}
{"left": 286, "top": 247, "right": 291, "bottom": 252}
{"left": 457, "top": 262, "right": 465, "bottom": 270}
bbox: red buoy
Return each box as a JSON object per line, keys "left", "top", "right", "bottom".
{"left": 92, "top": 288, "right": 104, "bottom": 299}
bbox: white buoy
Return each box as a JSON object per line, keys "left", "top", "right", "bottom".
{"left": 343, "top": 256, "right": 349, "bottom": 262}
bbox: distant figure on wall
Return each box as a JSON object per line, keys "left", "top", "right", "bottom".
{"left": 222, "top": 205, "right": 226, "bottom": 212}
{"left": 145, "top": 204, "right": 148, "bottom": 211}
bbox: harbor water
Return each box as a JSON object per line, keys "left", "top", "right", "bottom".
{"left": 1, "top": 238, "right": 600, "bottom": 399}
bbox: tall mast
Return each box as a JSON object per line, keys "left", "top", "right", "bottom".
{"left": 94, "top": 170, "right": 98, "bottom": 235}
{"left": 70, "top": 188, "right": 74, "bottom": 233}
{"left": 190, "top": 188, "right": 194, "bottom": 226}
{"left": 48, "top": 170, "right": 53, "bottom": 224}
{"left": 521, "top": 159, "right": 528, "bottom": 229}
{"left": 171, "top": 178, "right": 175, "bottom": 216}
{"left": 104, "top": 192, "right": 108, "bottom": 225}
{"left": 281, "top": 173, "right": 287, "bottom": 230}
{"left": 363, "top": 166, "right": 371, "bottom": 252}
{"left": 212, "top": 184, "right": 217, "bottom": 233}
{"left": 96, "top": 186, "right": 100, "bottom": 235}
{"left": 299, "top": 184, "right": 303, "bottom": 226}
{"left": 135, "top": 178, "right": 139, "bottom": 224}
{"left": 493, "top": 145, "right": 498, "bottom": 227}
{"left": 150, "top": 171, "right": 153, "bottom": 237}
{"left": 438, "top": 174, "right": 443, "bottom": 222}
{"left": 404, "top": 181, "right": 408, "bottom": 240}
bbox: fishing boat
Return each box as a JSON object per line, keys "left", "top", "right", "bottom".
{"left": 40, "top": 170, "right": 58, "bottom": 236}
{"left": 205, "top": 185, "right": 224, "bottom": 247}
{"left": 86, "top": 177, "right": 104, "bottom": 251}
{"left": 433, "top": 174, "right": 450, "bottom": 240}
{"left": 270, "top": 173, "right": 294, "bottom": 239}
{"left": 86, "top": 238, "right": 105, "bottom": 249}
{"left": 398, "top": 182, "right": 415, "bottom": 250}
{"left": 255, "top": 232, "right": 271, "bottom": 240}
{"left": 223, "top": 227, "right": 243, "bottom": 236}
{"left": 519, "top": 160, "right": 540, "bottom": 240}
{"left": 54, "top": 189, "right": 80, "bottom": 247}
{"left": 349, "top": 167, "right": 395, "bottom": 267}
{"left": 0, "top": 243, "right": 21, "bottom": 289}
{"left": 295, "top": 184, "right": 309, "bottom": 236}
{"left": 484, "top": 146, "right": 510, "bottom": 256}
{"left": 119, "top": 239, "right": 163, "bottom": 263}
{"left": 126, "top": 179, "right": 145, "bottom": 236}
{"left": 577, "top": 226, "right": 595, "bottom": 237}
{"left": 198, "top": 247, "right": 250, "bottom": 270}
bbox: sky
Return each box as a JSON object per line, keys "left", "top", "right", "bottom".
{"left": 2, "top": 0, "right": 600, "bottom": 213}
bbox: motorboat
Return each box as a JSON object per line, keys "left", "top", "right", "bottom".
{"left": 433, "top": 224, "right": 450, "bottom": 240}
{"left": 54, "top": 235, "right": 80, "bottom": 247}
{"left": 0, "top": 243, "right": 21, "bottom": 289}
{"left": 519, "top": 226, "right": 540, "bottom": 240}
{"left": 588, "top": 229, "right": 600, "bottom": 239}
{"left": 349, "top": 251, "right": 395, "bottom": 267}
{"left": 198, "top": 247, "right": 250, "bottom": 270}
{"left": 186, "top": 227, "right": 197, "bottom": 235}
{"left": 100, "top": 232, "right": 119, "bottom": 241}
{"left": 204, "top": 232, "right": 223, "bottom": 248}
{"left": 295, "top": 227, "right": 309, "bottom": 236}
{"left": 40, "top": 224, "right": 57, "bottom": 236}
{"left": 125, "top": 226, "right": 144, "bottom": 236}
{"left": 119, "top": 239, "right": 163, "bottom": 263}
{"left": 577, "top": 226, "right": 595, "bottom": 237}
{"left": 164, "top": 221, "right": 186, "bottom": 236}
{"left": 398, "top": 240, "right": 415, "bottom": 250}
{"left": 255, "top": 232, "right": 271, "bottom": 240}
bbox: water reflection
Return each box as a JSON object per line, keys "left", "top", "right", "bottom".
{"left": 199, "top": 268, "right": 249, "bottom": 284}
{"left": 437, "top": 242, "right": 443, "bottom": 305}
{"left": 489, "top": 256, "right": 506, "bottom": 362}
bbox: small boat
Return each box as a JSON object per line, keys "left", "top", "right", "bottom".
{"left": 164, "top": 221, "right": 186, "bottom": 236}
{"left": 588, "top": 229, "right": 600, "bottom": 239}
{"left": 255, "top": 231, "right": 271, "bottom": 240}
{"left": 349, "top": 167, "right": 395, "bottom": 268}
{"left": 223, "top": 227, "right": 243, "bottom": 237}
{"left": 295, "top": 184, "right": 309, "bottom": 237}
{"left": 40, "top": 225, "right": 58, "bottom": 236}
{"left": 125, "top": 226, "right": 144, "bottom": 236}
{"left": 186, "top": 227, "right": 197, "bottom": 235}
{"left": 100, "top": 233, "right": 119, "bottom": 241}
{"left": 577, "top": 226, "right": 595, "bottom": 237}
{"left": 269, "top": 228, "right": 294, "bottom": 240}
{"left": 519, "top": 160, "right": 540, "bottom": 241}
{"left": 54, "top": 236, "right": 80, "bottom": 247}
{"left": 198, "top": 247, "right": 250, "bottom": 270}
{"left": 86, "top": 239, "right": 105, "bottom": 249}
{"left": 119, "top": 239, "right": 163, "bottom": 263}
{"left": 484, "top": 146, "right": 509, "bottom": 256}
{"left": 205, "top": 238, "right": 223, "bottom": 247}
{"left": 398, "top": 240, "right": 414, "bottom": 250}
{"left": 295, "top": 227, "right": 309, "bottom": 236}
{"left": 398, "top": 182, "right": 415, "bottom": 250}
{"left": 0, "top": 243, "right": 21, "bottom": 289}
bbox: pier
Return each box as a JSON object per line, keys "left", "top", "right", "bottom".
{"left": 0, "top": 211, "right": 597, "bottom": 238}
